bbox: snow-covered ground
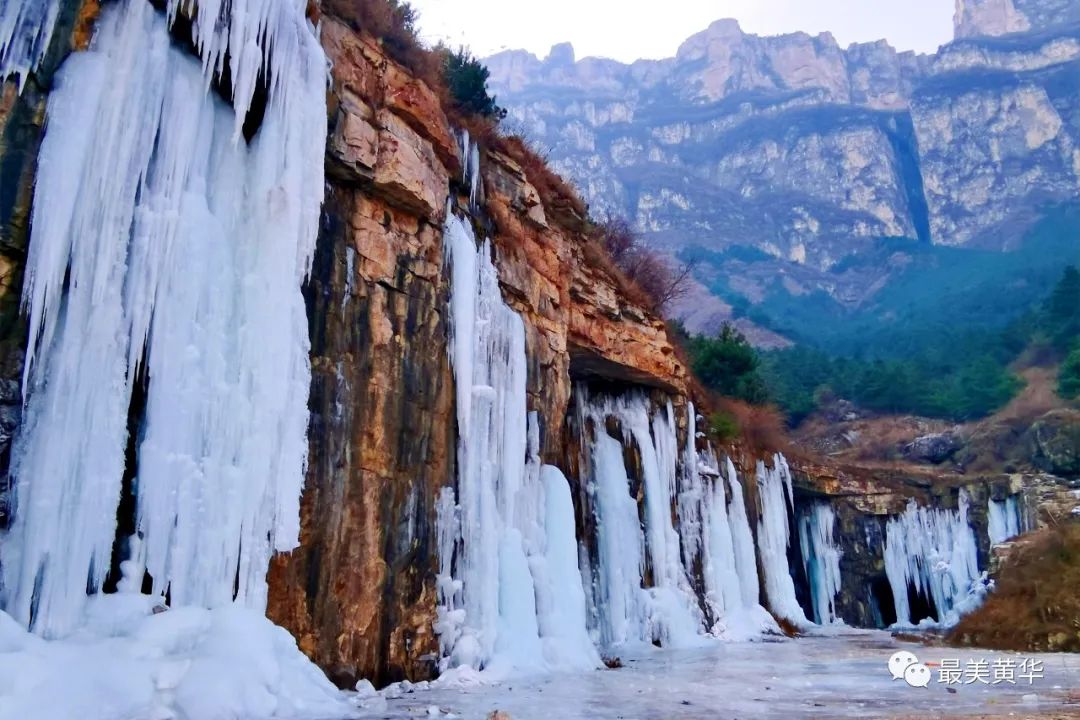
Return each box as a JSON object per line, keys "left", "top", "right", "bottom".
{"left": 377, "top": 630, "right": 1080, "bottom": 719}
{"left": 3, "top": 607, "right": 1078, "bottom": 719}
{"left": 0, "top": 598, "right": 355, "bottom": 720}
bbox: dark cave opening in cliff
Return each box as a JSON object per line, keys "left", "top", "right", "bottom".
{"left": 905, "top": 582, "right": 938, "bottom": 626}
{"left": 868, "top": 575, "right": 896, "bottom": 627}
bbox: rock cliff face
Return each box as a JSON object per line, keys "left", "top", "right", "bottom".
{"left": 261, "top": 8, "right": 688, "bottom": 687}
{"left": 484, "top": 3, "right": 1080, "bottom": 331}
{"left": 0, "top": 0, "right": 690, "bottom": 688}
{"left": 789, "top": 461, "right": 1073, "bottom": 628}
{"left": 0, "top": 0, "right": 1074, "bottom": 693}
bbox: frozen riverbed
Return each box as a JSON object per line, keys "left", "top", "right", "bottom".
{"left": 374, "top": 630, "right": 1080, "bottom": 719}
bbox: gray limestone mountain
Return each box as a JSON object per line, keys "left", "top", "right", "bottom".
{"left": 484, "top": 1, "right": 1080, "bottom": 341}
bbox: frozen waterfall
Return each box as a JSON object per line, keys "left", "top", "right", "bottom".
{"left": 577, "top": 388, "right": 707, "bottom": 648}
{"left": 437, "top": 211, "right": 599, "bottom": 675}
{"left": 798, "top": 503, "right": 843, "bottom": 625}
{"left": 678, "top": 407, "right": 777, "bottom": 639}
{"left": 756, "top": 455, "right": 812, "bottom": 629}
{"left": 0, "top": 0, "right": 60, "bottom": 90}
{"left": 988, "top": 495, "right": 1023, "bottom": 546}
{"left": 0, "top": 0, "right": 326, "bottom": 637}
{"left": 883, "top": 490, "right": 986, "bottom": 628}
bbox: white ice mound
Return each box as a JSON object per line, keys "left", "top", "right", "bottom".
{"left": 0, "top": 598, "right": 356, "bottom": 720}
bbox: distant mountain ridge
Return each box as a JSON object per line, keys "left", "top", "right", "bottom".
{"left": 484, "top": 0, "right": 1080, "bottom": 340}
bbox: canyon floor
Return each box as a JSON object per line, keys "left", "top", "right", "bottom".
{"left": 373, "top": 630, "right": 1080, "bottom": 720}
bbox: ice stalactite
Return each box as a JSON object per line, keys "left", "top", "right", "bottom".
{"left": 884, "top": 490, "right": 986, "bottom": 628}
{"left": 798, "top": 503, "right": 843, "bottom": 625}
{"left": 0, "top": 0, "right": 326, "bottom": 637}
{"left": 676, "top": 405, "right": 706, "bottom": 583}
{"left": 987, "top": 495, "right": 1022, "bottom": 546}
{"left": 699, "top": 449, "right": 742, "bottom": 621}
{"left": 439, "top": 212, "right": 598, "bottom": 675}
{"left": 0, "top": 0, "right": 60, "bottom": 90}
{"left": 680, "top": 407, "right": 776, "bottom": 640}
{"left": 726, "top": 457, "right": 761, "bottom": 611}
{"left": 458, "top": 130, "right": 482, "bottom": 209}
{"left": 434, "top": 487, "right": 463, "bottom": 660}
{"left": 578, "top": 388, "right": 706, "bottom": 649}
{"left": 535, "top": 464, "right": 602, "bottom": 669}
{"left": 589, "top": 425, "right": 650, "bottom": 647}
{"left": 756, "top": 454, "right": 812, "bottom": 628}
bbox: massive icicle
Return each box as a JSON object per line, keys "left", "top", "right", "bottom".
{"left": 884, "top": 490, "right": 986, "bottom": 628}
{"left": 439, "top": 212, "right": 598, "bottom": 674}
{"left": 679, "top": 407, "right": 775, "bottom": 640}
{"left": 0, "top": 0, "right": 60, "bottom": 90}
{"left": 1, "top": 0, "right": 326, "bottom": 637}
{"left": 578, "top": 387, "right": 705, "bottom": 648}
{"left": 987, "top": 495, "right": 1022, "bottom": 546}
{"left": 589, "top": 426, "right": 650, "bottom": 647}
{"left": 798, "top": 503, "right": 843, "bottom": 625}
{"left": 726, "top": 457, "right": 761, "bottom": 611}
{"left": 756, "top": 454, "right": 811, "bottom": 628}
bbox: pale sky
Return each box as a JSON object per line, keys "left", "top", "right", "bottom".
{"left": 410, "top": 0, "right": 956, "bottom": 62}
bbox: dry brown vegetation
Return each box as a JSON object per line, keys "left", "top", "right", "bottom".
{"left": 592, "top": 216, "right": 694, "bottom": 313}
{"left": 713, "top": 396, "right": 789, "bottom": 456}
{"left": 948, "top": 523, "right": 1080, "bottom": 653}
{"left": 328, "top": 0, "right": 444, "bottom": 90}
{"left": 494, "top": 134, "right": 588, "bottom": 219}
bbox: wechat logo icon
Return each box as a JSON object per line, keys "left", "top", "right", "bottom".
{"left": 889, "top": 650, "right": 931, "bottom": 688}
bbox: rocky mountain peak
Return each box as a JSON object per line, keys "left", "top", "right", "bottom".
{"left": 676, "top": 18, "right": 745, "bottom": 58}
{"left": 954, "top": 0, "right": 1033, "bottom": 38}
{"left": 545, "top": 41, "right": 576, "bottom": 65}
{"left": 954, "top": 0, "right": 1080, "bottom": 39}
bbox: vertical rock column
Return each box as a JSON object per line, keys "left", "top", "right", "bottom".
{"left": 265, "top": 13, "right": 458, "bottom": 688}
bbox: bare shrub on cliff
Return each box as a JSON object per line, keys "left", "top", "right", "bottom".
{"left": 712, "top": 396, "right": 788, "bottom": 454}
{"left": 496, "top": 135, "right": 588, "bottom": 219}
{"left": 593, "top": 215, "right": 694, "bottom": 314}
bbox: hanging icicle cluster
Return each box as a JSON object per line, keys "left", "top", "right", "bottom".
{"left": 0, "top": 0, "right": 60, "bottom": 90}
{"left": 756, "top": 454, "right": 812, "bottom": 629}
{"left": 437, "top": 157, "right": 599, "bottom": 675}
{"left": 575, "top": 388, "right": 708, "bottom": 648}
{"left": 1, "top": 0, "right": 327, "bottom": 637}
{"left": 680, "top": 407, "right": 778, "bottom": 640}
{"left": 987, "top": 495, "right": 1023, "bottom": 546}
{"left": 883, "top": 490, "right": 986, "bottom": 628}
{"left": 798, "top": 503, "right": 843, "bottom": 625}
